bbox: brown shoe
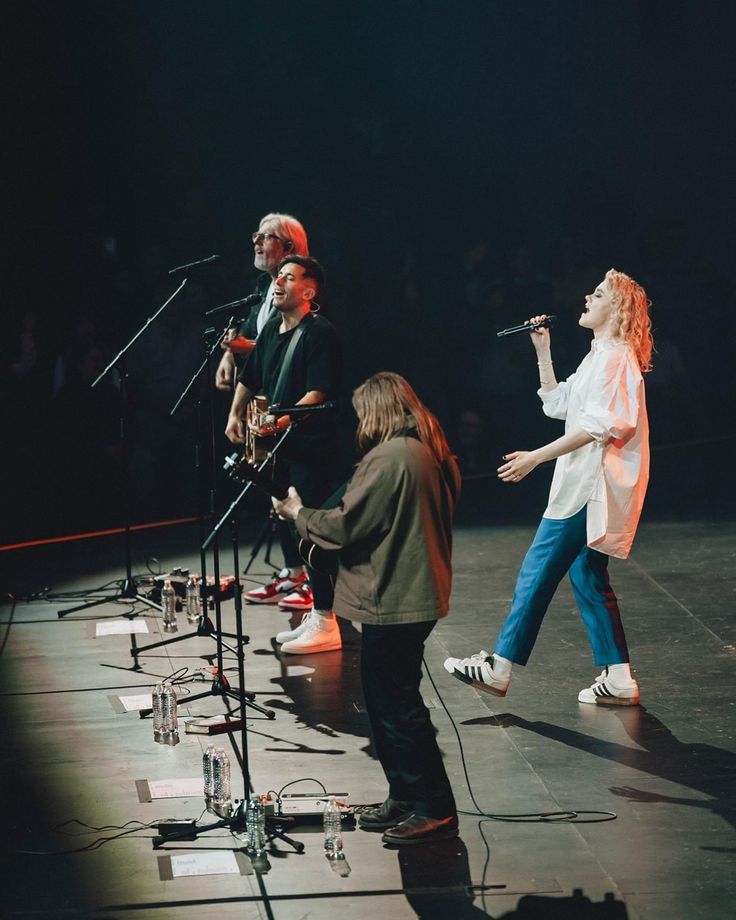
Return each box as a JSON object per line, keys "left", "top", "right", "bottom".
{"left": 381, "top": 814, "right": 458, "bottom": 846}
{"left": 358, "top": 798, "right": 414, "bottom": 830}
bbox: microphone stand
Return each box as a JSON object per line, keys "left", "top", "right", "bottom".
{"left": 131, "top": 321, "right": 274, "bottom": 720}
{"left": 152, "top": 423, "right": 306, "bottom": 856}
{"left": 57, "top": 279, "right": 188, "bottom": 618}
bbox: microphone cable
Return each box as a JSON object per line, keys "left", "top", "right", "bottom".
{"left": 422, "top": 655, "right": 617, "bottom": 824}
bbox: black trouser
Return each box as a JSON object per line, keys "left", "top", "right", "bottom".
{"left": 361, "top": 620, "right": 456, "bottom": 818}
{"left": 275, "top": 456, "right": 336, "bottom": 611}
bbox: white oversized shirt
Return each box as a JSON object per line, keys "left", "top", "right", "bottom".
{"left": 539, "top": 339, "right": 649, "bottom": 559}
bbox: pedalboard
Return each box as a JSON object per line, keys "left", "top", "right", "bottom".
{"left": 279, "top": 793, "right": 352, "bottom": 817}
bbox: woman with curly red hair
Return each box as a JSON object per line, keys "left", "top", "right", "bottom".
{"left": 445, "top": 269, "right": 654, "bottom": 706}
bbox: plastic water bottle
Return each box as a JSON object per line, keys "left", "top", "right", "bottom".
{"left": 323, "top": 798, "right": 343, "bottom": 856}
{"left": 152, "top": 682, "right": 165, "bottom": 741}
{"left": 185, "top": 575, "right": 201, "bottom": 624}
{"left": 161, "top": 580, "right": 177, "bottom": 632}
{"left": 246, "top": 794, "right": 267, "bottom": 856}
{"left": 202, "top": 744, "right": 216, "bottom": 802}
{"left": 161, "top": 682, "right": 178, "bottom": 737}
{"left": 212, "top": 748, "right": 231, "bottom": 815}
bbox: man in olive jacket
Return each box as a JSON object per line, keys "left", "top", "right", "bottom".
{"left": 274, "top": 372, "right": 460, "bottom": 846}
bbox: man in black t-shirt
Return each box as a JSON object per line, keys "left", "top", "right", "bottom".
{"left": 226, "top": 255, "right": 342, "bottom": 654}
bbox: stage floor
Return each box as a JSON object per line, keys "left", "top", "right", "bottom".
{"left": 2, "top": 517, "right": 735, "bottom": 919}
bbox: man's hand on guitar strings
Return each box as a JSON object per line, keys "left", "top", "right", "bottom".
{"left": 225, "top": 414, "right": 245, "bottom": 444}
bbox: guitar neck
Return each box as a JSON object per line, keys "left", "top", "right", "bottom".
{"left": 231, "top": 458, "right": 289, "bottom": 501}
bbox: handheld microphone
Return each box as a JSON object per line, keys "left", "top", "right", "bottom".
{"left": 204, "top": 292, "right": 261, "bottom": 316}
{"left": 268, "top": 400, "right": 338, "bottom": 416}
{"left": 168, "top": 254, "right": 221, "bottom": 275}
{"left": 497, "top": 315, "right": 555, "bottom": 337}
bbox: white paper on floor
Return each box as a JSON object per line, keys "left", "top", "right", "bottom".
{"left": 170, "top": 851, "right": 240, "bottom": 878}
{"left": 141, "top": 777, "right": 204, "bottom": 800}
{"left": 95, "top": 619, "right": 150, "bottom": 636}
{"left": 118, "top": 693, "right": 153, "bottom": 711}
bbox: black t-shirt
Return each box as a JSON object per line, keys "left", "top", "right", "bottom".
{"left": 238, "top": 311, "right": 341, "bottom": 463}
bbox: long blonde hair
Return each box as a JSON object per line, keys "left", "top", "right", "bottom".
{"left": 352, "top": 372, "right": 452, "bottom": 466}
{"left": 605, "top": 268, "right": 654, "bottom": 372}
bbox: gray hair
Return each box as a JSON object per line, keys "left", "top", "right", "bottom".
{"left": 259, "top": 212, "right": 309, "bottom": 256}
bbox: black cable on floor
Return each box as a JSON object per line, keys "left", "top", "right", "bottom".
{"left": 422, "top": 655, "right": 617, "bottom": 824}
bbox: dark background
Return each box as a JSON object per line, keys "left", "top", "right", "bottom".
{"left": 2, "top": 0, "right": 734, "bottom": 545}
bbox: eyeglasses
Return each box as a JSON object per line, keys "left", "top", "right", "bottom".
{"left": 252, "top": 231, "right": 288, "bottom": 245}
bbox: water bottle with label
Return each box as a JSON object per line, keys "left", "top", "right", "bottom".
{"left": 185, "top": 575, "right": 201, "bottom": 624}
{"left": 323, "top": 798, "right": 343, "bottom": 857}
{"left": 161, "top": 580, "right": 177, "bottom": 632}
{"left": 152, "top": 682, "right": 165, "bottom": 742}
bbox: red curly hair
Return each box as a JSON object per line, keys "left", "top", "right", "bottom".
{"left": 605, "top": 268, "right": 654, "bottom": 373}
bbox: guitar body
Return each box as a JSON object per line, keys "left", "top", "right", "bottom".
{"left": 227, "top": 454, "right": 339, "bottom": 580}
{"left": 297, "top": 537, "right": 338, "bottom": 580}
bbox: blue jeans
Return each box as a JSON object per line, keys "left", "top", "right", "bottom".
{"left": 495, "top": 507, "right": 629, "bottom": 667}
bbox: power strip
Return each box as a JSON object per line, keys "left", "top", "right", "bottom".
{"left": 279, "top": 793, "right": 351, "bottom": 816}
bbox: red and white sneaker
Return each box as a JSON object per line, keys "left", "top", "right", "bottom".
{"left": 245, "top": 569, "right": 307, "bottom": 605}
{"left": 278, "top": 583, "right": 314, "bottom": 612}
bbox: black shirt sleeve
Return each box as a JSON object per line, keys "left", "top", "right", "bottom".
{"left": 238, "top": 328, "right": 266, "bottom": 393}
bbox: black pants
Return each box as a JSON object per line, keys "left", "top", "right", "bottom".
{"left": 275, "top": 456, "right": 336, "bottom": 611}
{"left": 361, "top": 620, "right": 456, "bottom": 818}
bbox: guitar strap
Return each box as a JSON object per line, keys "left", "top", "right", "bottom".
{"left": 272, "top": 320, "right": 307, "bottom": 407}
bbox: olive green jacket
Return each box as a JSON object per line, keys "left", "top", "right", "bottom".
{"left": 295, "top": 433, "right": 461, "bottom": 625}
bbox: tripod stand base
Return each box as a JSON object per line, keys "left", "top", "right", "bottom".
{"left": 130, "top": 621, "right": 247, "bottom": 657}
{"left": 57, "top": 583, "right": 162, "bottom": 618}
{"left": 179, "top": 674, "right": 276, "bottom": 720}
{"left": 152, "top": 800, "right": 305, "bottom": 853}
{"left": 121, "top": 578, "right": 139, "bottom": 599}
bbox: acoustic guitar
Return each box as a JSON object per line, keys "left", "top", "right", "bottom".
{"left": 226, "top": 454, "right": 338, "bottom": 580}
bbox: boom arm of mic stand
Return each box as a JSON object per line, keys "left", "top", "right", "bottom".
{"left": 91, "top": 278, "right": 188, "bottom": 388}
{"left": 202, "top": 423, "right": 296, "bottom": 552}
{"left": 170, "top": 322, "right": 230, "bottom": 417}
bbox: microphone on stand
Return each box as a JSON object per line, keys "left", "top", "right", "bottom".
{"left": 268, "top": 400, "right": 339, "bottom": 416}
{"left": 496, "top": 315, "right": 556, "bottom": 338}
{"left": 204, "top": 293, "right": 262, "bottom": 317}
{"left": 168, "top": 254, "right": 221, "bottom": 275}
